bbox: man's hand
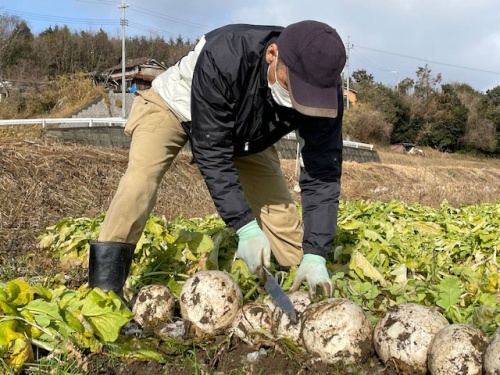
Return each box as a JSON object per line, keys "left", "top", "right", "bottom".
{"left": 290, "top": 254, "right": 333, "bottom": 299}
{"left": 236, "top": 219, "right": 271, "bottom": 276}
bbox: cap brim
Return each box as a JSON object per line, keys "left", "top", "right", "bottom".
{"left": 287, "top": 68, "right": 339, "bottom": 118}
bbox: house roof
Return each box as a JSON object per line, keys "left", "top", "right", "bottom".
{"left": 133, "top": 73, "right": 155, "bottom": 82}
{"left": 106, "top": 57, "right": 167, "bottom": 72}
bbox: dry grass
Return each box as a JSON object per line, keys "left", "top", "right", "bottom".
{"left": 1, "top": 126, "right": 499, "bottom": 280}
{"left": 340, "top": 147, "right": 500, "bottom": 208}
{"left": 0, "top": 74, "right": 104, "bottom": 120}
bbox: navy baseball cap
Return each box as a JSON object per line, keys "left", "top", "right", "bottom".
{"left": 277, "top": 20, "right": 346, "bottom": 118}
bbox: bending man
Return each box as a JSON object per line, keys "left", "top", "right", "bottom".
{"left": 89, "top": 20, "right": 346, "bottom": 299}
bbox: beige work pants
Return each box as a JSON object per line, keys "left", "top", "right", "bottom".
{"left": 99, "top": 89, "right": 303, "bottom": 266}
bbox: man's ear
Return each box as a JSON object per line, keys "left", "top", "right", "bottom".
{"left": 266, "top": 43, "right": 278, "bottom": 64}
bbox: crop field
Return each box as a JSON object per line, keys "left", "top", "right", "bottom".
{"left": 1, "top": 126, "right": 500, "bottom": 374}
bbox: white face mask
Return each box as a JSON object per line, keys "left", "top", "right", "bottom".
{"left": 268, "top": 53, "right": 293, "bottom": 108}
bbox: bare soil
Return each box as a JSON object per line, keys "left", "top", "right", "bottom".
{"left": 1, "top": 127, "right": 499, "bottom": 374}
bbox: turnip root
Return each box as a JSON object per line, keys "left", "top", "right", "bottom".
{"left": 263, "top": 295, "right": 276, "bottom": 312}
{"left": 229, "top": 302, "right": 273, "bottom": 344}
{"left": 427, "top": 324, "right": 488, "bottom": 375}
{"left": 300, "top": 298, "right": 373, "bottom": 365}
{"left": 131, "top": 284, "right": 175, "bottom": 330}
{"left": 373, "top": 303, "right": 449, "bottom": 374}
{"left": 484, "top": 329, "right": 500, "bottom": 375}
{"left": 179, "top": 270, "right": 242, "bottom": 335}
{"left": 272, "top": 290, "right": 311, "bottom": 345}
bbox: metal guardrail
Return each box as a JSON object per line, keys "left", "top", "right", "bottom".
{"left": 0, "top": 117, "right": 127, "bottom": 128}
{"left": 283, "top": 132, "right": 374, "bottom": 150}
{"left": 343, "top": 140, "right": 374, "bottom": 150}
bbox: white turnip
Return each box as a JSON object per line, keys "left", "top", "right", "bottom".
{"left": 229, "top": 302, "right": 273, "bottom": 344}
{"left": 131, "top": 284, "right": 175, "bottom": 330}
{"left": 300, "top": 298, "right": 373, "bottom": 365}
{"left": 179, "top": 270, "right": 242, "bottom": 335}
{"left": 373, "top": 303, "right": 449, "bottom": 374}
{"left": 484, "top": 328, "right": 500, "bottom": 375}
{"left": 427, "top": 324, "right": 488, "bottom": 375}
{"left": 272, "top": 290, "right": 311, "bottom": 345}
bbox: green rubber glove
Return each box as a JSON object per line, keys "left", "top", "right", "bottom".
{"left": 290, "top": 254, "right": 333, "bottom": 299}
{"left": 236, "top": 219, "right": 271, "bottom": 276}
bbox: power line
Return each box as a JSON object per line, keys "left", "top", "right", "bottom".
{"left": 356, "top": 44, "right": 500, "bottom": 76}
{"left": 127, "top": 20, "right": 198, "bottom": 41}
{"left": 2, "top": 6, "right": 202, "bottom": 40}
{"left": 3, "top": 9, "right": 118, "bottom": 26}
{"left": 75, "top": 0, "right": 117, "bottom": 4}
{"left": 74, "top": 0, "right": 209, "bottom": 39}
{"left": 75, "top": 0, "right": 209, "bottom": 29}
{"left": 350, "top": 48, "right": 393, "bottom": 73}
{"left": 130, "top": 6, "right": 210, "bottom": 31}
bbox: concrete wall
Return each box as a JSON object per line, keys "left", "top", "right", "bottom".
{"left": 46, "top": 126, "right": 381, "bottom": 163}
{"left": 46, "top": 127, "right": 131, "bottom": 148}
{"left": 60, "top": 92, "right": 135, "bottom": 128}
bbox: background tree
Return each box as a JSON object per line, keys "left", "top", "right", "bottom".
{"left": 2, "top": 21, "right": 33, "bottom": 70}
{"left": 77, "top": 29, "right": 115, "bottom": 72}
{"left": 453, "top": 83, "right": 497, "bottom": 153}
{"left": 398, "top": 77, "right": 414, "bottom": 95}
{"left": 351, "top": 70, "right": 399, "bottom": 125}
{"left": 414, "top": 64, "right": 442, "bottom": 99}
{"left": 352, "top": 69, "right": 374, "bottom": 86}
{"left": 0, "top": 15, "right": 34, "bottom": 91}
{"left": 480, "top": 86, "right": 500, "bottom": 153}
{"left": 390, "top": 96, "right": 424, "bottom": 144}
{"left": 391, "top": 75, "right": 421, "bottom": 144}
{"left": 417, "top": 84, "right": 468, "bottom": 152}
{"left": 343, "top": 102, "right": 393, "bottom": 144}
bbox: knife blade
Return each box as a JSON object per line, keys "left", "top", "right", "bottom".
{"left": 262, "top": 266, "right": 297, "bottom": 323}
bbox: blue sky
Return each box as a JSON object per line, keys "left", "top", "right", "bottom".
{"left": 1, "top": 0, "right": 500, "bottom": 92}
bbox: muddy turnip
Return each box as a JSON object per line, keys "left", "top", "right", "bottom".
{"left": 427, "top": 324, "right": 488, "bottom": 375}
{"left": 179, "top": 270, "right": 242, "bottom": 335}
{"left": 300, "top": 298, "right": 373, "bottom": 365}
{"left": 373, "top": 303, "right": 449, "bottom": 374}
{"left": 229, "top": 302, "right": 273, "bottom": 344}
{"left": 131, "top": 284, "right": 175, "bottom": 330}
{"left": 484, "top": 329, "right": 500, "bottom": 375}
{"left": 272, "top": 290, "right": 311, "bottom": 345}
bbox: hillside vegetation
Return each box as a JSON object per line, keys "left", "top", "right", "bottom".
{"left": 1, "top": 13, "right": 500, "bottom": 156}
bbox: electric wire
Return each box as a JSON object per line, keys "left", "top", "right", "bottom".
{"left": 2, "top": 4, "right": 204, "bottom": 40}
{"left": 75, "top": 0, "right": 211, "bottom": 36}
{"left": 350, "top": 48, "right": 394, "bottom": 73}
{"left": 127, "top": 20, "right": 199, "bottom": 41}
{"left": 130, "top": 6, "right": 211, "bottom": 30}
{"left": 3, "top": 8, "right": 118, "bottom": 26}
{"left": 356, "top": 44, "right": 500, "bottom": 76}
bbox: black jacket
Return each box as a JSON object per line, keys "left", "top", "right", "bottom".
{"left": 185, "top": 24, "right": 343, "bottom": 258}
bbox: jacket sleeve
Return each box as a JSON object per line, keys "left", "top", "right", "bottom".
{"left": 297, "top": 87, "right": 344, "bottom": 258}
{"left": 189, "top": 36, "right": 254, "bottom": 231}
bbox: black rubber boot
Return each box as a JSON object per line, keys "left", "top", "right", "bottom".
{"left": 88, "top": 241, "right": 135, "bottom": 297}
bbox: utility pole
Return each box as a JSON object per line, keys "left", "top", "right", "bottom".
{"left": 345, "top": 37, "right": 353, "bottom": 110}
{"left": 119, "top": 1, "right": 129, "bottom": 119}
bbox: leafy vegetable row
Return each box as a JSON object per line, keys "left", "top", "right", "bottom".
{"left": 2, "top": 199, "right": 499, "bottom": 371}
